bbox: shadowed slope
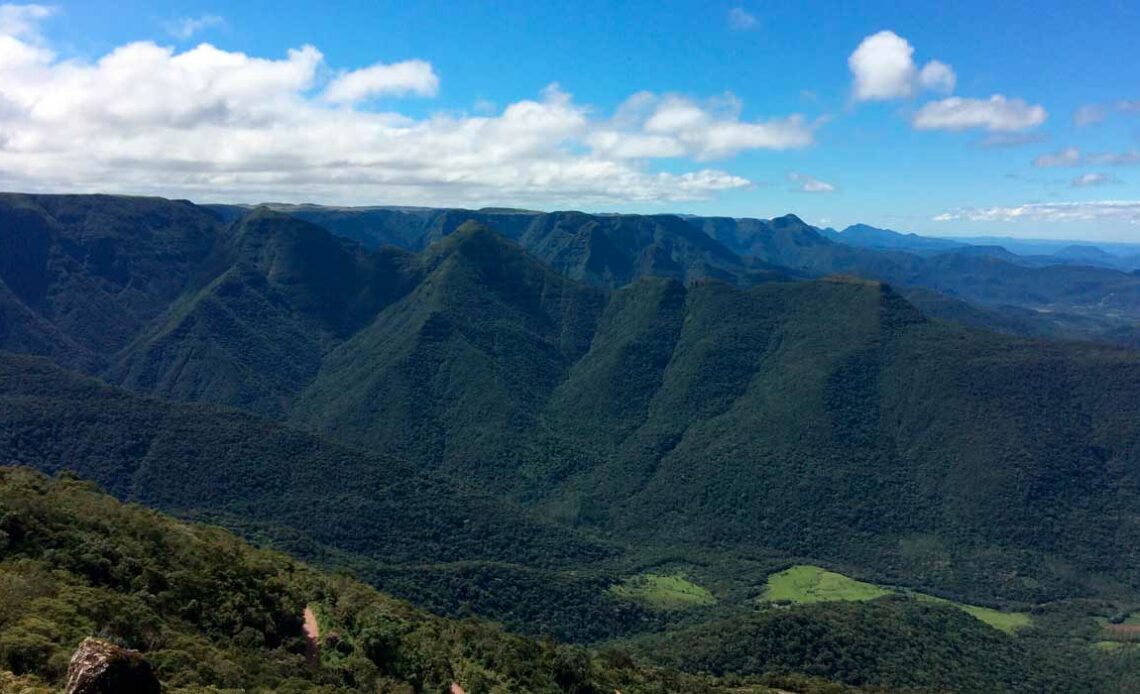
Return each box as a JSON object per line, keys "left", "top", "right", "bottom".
{"left": 108, "top": 208, "right": 419, "bottom": 415}
{"left": 292, "top": 223, "right": 606, "bottom": 488}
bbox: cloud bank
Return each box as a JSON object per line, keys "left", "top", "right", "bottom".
{"left": 934, "top": 201, "right": 1140, "bottom": 224}
{"left": 0, "top": 7, "right": 816, "bottom": 206}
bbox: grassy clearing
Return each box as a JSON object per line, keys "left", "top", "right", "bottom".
{"left": 761, "top": 564, "right": 891, "bottom": 603}
{"left": 610, "top": 573, "right": 716, "bottom": 610}
{"left": 927, "top": 599, "right": 1033, "bottom": 633}
{"left": 760, "top": 565, "right": 1031, "bottom": 634}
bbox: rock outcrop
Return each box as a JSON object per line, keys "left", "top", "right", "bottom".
{"left": 64, "top": 638, "right": 161, "bottom": 694}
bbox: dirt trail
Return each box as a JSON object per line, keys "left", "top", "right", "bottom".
{"left": 303, "top": 606, "right": 320, "bottom": 664}
{"left": 450, "top": 683, "right": 466, "bottom": 694}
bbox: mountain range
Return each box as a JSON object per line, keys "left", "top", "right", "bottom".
{"left": 3, "top": 192, "right": 1140, "bottom": 691}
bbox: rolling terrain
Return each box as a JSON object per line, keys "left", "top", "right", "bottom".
{"left": 0, "top": 466, "right": 803, "bottom": 694}
{"left": 4, "top": 193, "right": 1140, "bottom": 689}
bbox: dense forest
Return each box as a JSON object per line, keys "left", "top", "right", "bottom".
{"left": 3, "top": 193, "right": 1140, "bottom": 690}
{"left": 0, "top": 467, "right": 823, "bottom": 693}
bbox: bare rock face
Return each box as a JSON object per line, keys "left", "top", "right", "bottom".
{"left": 65, "top": 638, "right": 161, "bottom": 694}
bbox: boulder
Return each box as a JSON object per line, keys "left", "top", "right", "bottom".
{"left": 64, "top": 638, "right": 161, "bottom": 694}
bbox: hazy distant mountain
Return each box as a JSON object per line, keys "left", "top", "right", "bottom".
{"left": 946, "top": 234, "right": 1140, "bottom": 263}
{"left": 823, "top": 223, "right": 966, "bottom": 253}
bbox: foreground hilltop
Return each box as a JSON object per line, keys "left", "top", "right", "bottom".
{"left": 0, "top": 466, "right": 803, "bottom": 693}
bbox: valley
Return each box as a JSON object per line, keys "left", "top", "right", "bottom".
{"left": 2, "top": 193, "right": 1140, "bottom": 691}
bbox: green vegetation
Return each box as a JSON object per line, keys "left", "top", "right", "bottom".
{"left": 917, "top": 596, "right": 1032, "bottom": 634}
{"left": 6, "top": 194, "right": 1140, "bottom": 689}
{"left": 0, "top": 467, "right": 791, "bottom": 693}
{"left": 761, "top": 566, "right": 891, "bottom": 604}
{"left": 609, "top": 573, "right": 716, "bottom": 610}
{"left": 627, "top": 598, "right": 1087, "bottom": 694}
{"left": 760, "top": 566, "right": 1031, "bottom": 633}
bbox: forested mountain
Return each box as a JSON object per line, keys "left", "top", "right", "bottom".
{"left": 264, "top": 202, "right": 1140, "bottom": 323}
{"left": 820, "top": 224, "right": 966, "bottom": 253}
{"left": 0, "top": 466, "right": 801, "bottom": 694}
{"left": 4, "top": 193, "right": 1140, "bottom": 690}
{"left": 265, "top": 204, "right": 794, "bottom": 289}
{"left": 265, "top": 202, "right": 1140, "bottom": 345}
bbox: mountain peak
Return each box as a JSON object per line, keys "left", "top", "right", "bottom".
{"left": 772, "top": 213, "right": 808, "bottom": 227}
{"left": 425, "top": 220, "right": 527, "bottom": 264}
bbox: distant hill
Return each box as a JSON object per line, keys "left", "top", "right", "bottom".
{"left": 823, "top": 223, "right": 965, "bottom": 253}
{"left": 686, "top": 214, "right": 1140, "bottom": 338}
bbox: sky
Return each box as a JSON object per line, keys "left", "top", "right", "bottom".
{"left": 0, "top": 2, "right": 1138, "bottom": 239}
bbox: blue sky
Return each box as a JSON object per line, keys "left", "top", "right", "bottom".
{"left": 2, "top": 1, "right": 1139, "bottom": 239}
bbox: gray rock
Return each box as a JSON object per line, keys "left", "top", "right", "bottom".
{"left": 64, "top": 638, "right": 161, "bottom": 694}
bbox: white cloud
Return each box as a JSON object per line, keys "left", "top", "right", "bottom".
{"left": 728, "top": 7, "right": 758, "bottom": 30}
{"left": 164, "top": 14, "right": 226, "bottom": 40}
{"left": 933, "top": 200, "right": 1140, "bottom": 223}
{"left": 848, "top": 30, "right": 956, "bottom": 101}
{"left": 591, "top": 92, "right": 816, "bottom": 161}
{"left": 912, "top": 95, "right": 1046, "bottom": 132}
{"left": 918, "top": 60, "right": 956, "bottom": 94}
{"left": 788, "top": 171, "right": 835, "bottom": 193}
{"left": 0, "top": 3, "right": 51, "bottom": 39}
{"left": 322, "top": 59, "right": 439, "bottom": 102}
{"left": 1034, "top": 147, "right": 1140, "bottom": 167}
{"left": 0, "top": 13, "right": 813, "bottom": 205}
{"left": 1033, "top": 147, "right": 1082, "bottom": 167}
{"left": 1070, "top": 172, "right": 1119, "bottom": 188}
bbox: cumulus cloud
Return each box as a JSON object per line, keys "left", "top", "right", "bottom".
{"left": 1034, "top": 147, "right": 1140, "bottom": 167}
{"left": 1070, "top": 172, "right": 1119, "bottom": 188}
{"left": 0, "top": 2, "right": 50, "bottom": 39}
{"left": 164, "top": 14, "right": 226, "bottom": 40}
{"left": 322, "top": 59, "right": 439, "bottom": 102}
{"left": 787, "top": 171, "right": 835, "bottom": 192}
{"left": 918, "top": 60, "right": 956, "bottom": 94}
{"left": 728, "top": 7, "right": 758, "bottom": 30}
{"left": 586, "top": 91, "right": 816, "bottom": 162}
{"left": 631, "top": 93, "right": 815, "bottom": 160}
{"left": 848, "top": 30, "right": 956, "bottom": 101}
{"left": 933, "top": 200, "right": 1140, "bottom": 223}
{"left": 912, "top": 95, "right": 1047, "bottom": 132}
{"left": 0, "top": 9, "right": 816, "bottom": 205}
